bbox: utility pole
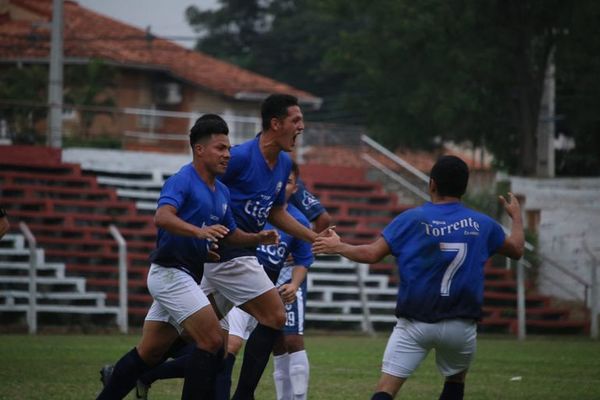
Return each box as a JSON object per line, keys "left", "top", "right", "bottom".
{"left": 536, "top": 48, "right": 555, "bottom": 178}
{"left": 47, "top": 0, "right": 64, "bottom": 148}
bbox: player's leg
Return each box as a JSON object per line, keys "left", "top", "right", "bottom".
{"left": 231, "top": 288, "right": 285, "bottom": 399}
{"left": 214, "top": 308, "right": 255, "bottom": 400}
{"left": 283, "top": 285, "right": 309, "bottom": 400}
{"left": 372, "top": 318, "right": 432, "bottom": 399}
{"left": 148, "top": 264, "right": 224, "bottom": 399}
{"left": 179, "top": 304, "right": 224, "bottom": 400}
{"left": 434, "top": 319, "right": 476, "bottom": 400}
{"left": 273, "top": 334, "right": 292, "bottom": 400}
{"left": 96, "top": 306, "right": 178, "bottom": 399}
{"left": 203, "top": 257, "right": 284, "bottom": 400}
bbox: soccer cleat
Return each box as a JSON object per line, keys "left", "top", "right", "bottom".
{"left": 99, "top": 364, "right": 114, "bottom": 387}
{"left": 135, "top": 379, "right": 150, "bottom": 400}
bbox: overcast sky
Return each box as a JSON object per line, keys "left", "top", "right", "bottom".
{"left": 77, "top": 0, "right": 218, "bottom": 48}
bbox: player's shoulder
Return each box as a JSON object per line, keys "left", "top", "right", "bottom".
{"left": 230, "top": 137, "right": 256, "bottom": 158}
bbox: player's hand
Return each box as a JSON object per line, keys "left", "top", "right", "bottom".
{"left": 258, "top": 229, "right": 279, "bottom": 245}
{"left": 197, "top": 224, "right": 230, "bottom": 242}
{"left": 207, "top": 242, "right": 220, "bottom": 262}
{"left": 499, "top": 192, "right": 521, "bottom": 220}
{"left": 313, "top": 230, "right": 341, "bottom": 254}
{"left": 278, "top": 283, "right": 297, "bottom": 304}
{"left": 315, "top": 225, "right": 336, "bottom": 239}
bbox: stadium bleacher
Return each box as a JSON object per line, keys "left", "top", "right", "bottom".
{"left": 0, "top": 145, "right": 589, "bottom": 333}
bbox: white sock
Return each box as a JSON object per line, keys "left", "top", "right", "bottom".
{"left": 273, "top": 353, "right": 292, "bottom": 400}
{"left": 289, "top": 350, "right": 309, "bottom": 400}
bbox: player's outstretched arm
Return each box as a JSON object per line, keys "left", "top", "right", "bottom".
{"left": 154, "top": 205, "right": 229, "bottom": 241}
{"left": 224, "top": 228, "right": 280, "bottom": 247}
{"left": 269, "top": 205, "right": 318, "bottom": 243}
{"left": 313, "top": 230, "right": 390, "bottom": 264}
{"left": 496, "top": 192, "right": 525, "bottom": 260}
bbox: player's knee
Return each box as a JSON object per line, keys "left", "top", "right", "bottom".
{"left": 197, "top": 330, "right": 224, "bottom": 354}
{"left": 258, "top": 308, "right": 286, "bottom": 329}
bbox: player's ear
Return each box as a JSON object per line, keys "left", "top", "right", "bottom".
{"left": 193, "top": 143, "right": 204, "bottom": 156}
{"left": 429, "top": 178, "right": 436, "bottom": 193}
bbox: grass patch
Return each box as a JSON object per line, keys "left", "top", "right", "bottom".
{"left": 0, "top": 333, "right": 598, "bottom": 399}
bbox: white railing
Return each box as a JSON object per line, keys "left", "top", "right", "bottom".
{"left": 109, "top": 224, "right": 128, "bottom": 334}
{"left": 19, "top": 221, "right": 37, "bottom": 334}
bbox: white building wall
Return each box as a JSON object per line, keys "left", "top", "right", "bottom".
{"left": 510, "top": 177, "right": 600, "bottom": 306}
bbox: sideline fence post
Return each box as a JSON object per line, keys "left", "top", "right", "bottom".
{"left": 19, "top": 222, "right": 37, "bottom": 334}
{"left": 109, "top": 225, "right": 128, "bottom": 334}
{"left": 516, "top": 259, "right": 527, "bottom": 340}
{"left": 356, "top": 263, "right": 375, "bottom": 336}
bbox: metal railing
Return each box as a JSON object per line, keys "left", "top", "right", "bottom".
{"left": 109, "top": 224, "right": 129, "bottom": 334}
{"left": 18, "top": 222, "right": 37, "bottom": 334}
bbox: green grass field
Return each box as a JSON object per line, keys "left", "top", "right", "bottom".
{"left": 0, "top": 333, "right": 598, "bottom": 399}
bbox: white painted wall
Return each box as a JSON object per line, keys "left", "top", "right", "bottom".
{"left": 510, "top": 177, "right": 600, "bottom": 306}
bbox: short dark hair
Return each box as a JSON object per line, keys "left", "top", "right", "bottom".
{"left": 189, "top": 114, "right": 229, "bottom": 148}
{"left": 261, "top": 94, "right": 299, "bottom": 131}
{"left": 430, "top": 155, "right": 469, "bottom": 198}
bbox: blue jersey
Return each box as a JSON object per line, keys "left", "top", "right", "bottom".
{"left": 218, "top": 136, "right": 292, "bottom": 261}
{"left": 256, "top": 204, "right": 313, "bottom": 281}
{"left": 149, "top": 163, "right": 237, "bottom": 283}
{"left": 382, "top": 202, "right": 505, "bottom": 322}
{"left": 288, "top": 178, "right": 326, "bottom": 222}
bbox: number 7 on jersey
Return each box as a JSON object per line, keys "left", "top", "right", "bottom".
{"left": 439, "top": 242, "right": 467, "bottom": 296}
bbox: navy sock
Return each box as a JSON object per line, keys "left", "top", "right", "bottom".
{"left": 231, "top": 324, "right": 281, "bottom": 400}
{"left": 181, "top": 347, "right": 220, "bottom": 400}
{"left": 139, "top": 352, "right": 191, "bottom": 385}
{"left": 214, "top": 353, "right": 236, "bottom": 400}
{"left": 166, "top": 338, "right": 194, "bottom": 359}
{"left": 439, "top": 381, "right": 465, "bottom": 400}
{"left": 96, "top": 347, "right": 151, "bottom": 400}
{"left": 371, "top": 392, "right": 393, "bottom": 400}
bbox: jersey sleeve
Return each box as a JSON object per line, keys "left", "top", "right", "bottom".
{"left": 289, "top": 179, "right": 326, "bottom": 222}
{"left": 157, "top": 172, "right": 188, "bottom": 210}
{"left": 381, "top": 211, "right": 414, "bottom": 256}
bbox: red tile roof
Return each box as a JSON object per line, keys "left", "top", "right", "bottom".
{"left": 0, "top": 0, "right": 321, "bottom": 106}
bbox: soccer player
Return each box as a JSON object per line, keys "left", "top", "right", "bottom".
{"left": 218, "top": 160, "right": 314, "bottom": 400}
{"left": 0, "top": 206, "right": 9, "bottom": 239}
{"left": 313, "top": 155, "right": 524, "bottom": 400}
{"left": 96, "top": 114, "right": 278, "bottom": 400}
{"left": 108, "top": 161, "right": 319, "bottom": 400}
{"left": 201, "top": 94, "right": 325, "bottom": 400}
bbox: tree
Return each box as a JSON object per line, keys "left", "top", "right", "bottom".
{"left": 64, "top": 59, "right": 116, "bottom": 138}
{"left": 0, "top": 65, "right": 48, "bottom": 143}
{"left": 188, "top": 0, "right": 600, "bottom": 175}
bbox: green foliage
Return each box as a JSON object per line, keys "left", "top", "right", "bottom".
{"left": 64, "top": 59, "right": 117, "bottom": 137}
{"left": 0, "top": 65, "right": 48, "bottom": 141}
{"left": 0, "top": 334, "right": 599, "bottom": 399}
{"left": 63, "top": 134, "right": 122, "bottom": 149}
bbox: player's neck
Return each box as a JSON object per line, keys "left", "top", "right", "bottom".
{"left": 258, "top": 131, "right": 281, "bottom": 167}
{"left": 431, "top": 194, "right": 461, "bottom": 204}
{"left": 193, "top": 162, "right": 217, "bottom": 189}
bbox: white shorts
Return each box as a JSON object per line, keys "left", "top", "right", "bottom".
{"left": 145, "top": 264, "right": 211, "bottom": 332}
{"left": 382, "top": 317, "right": 477, "bottom": 378}
{"left": 200, "top": 256, "right": 275, "bottom": 317}
{"left": 225, "top": 307, "right": 258, "bottom": 340}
